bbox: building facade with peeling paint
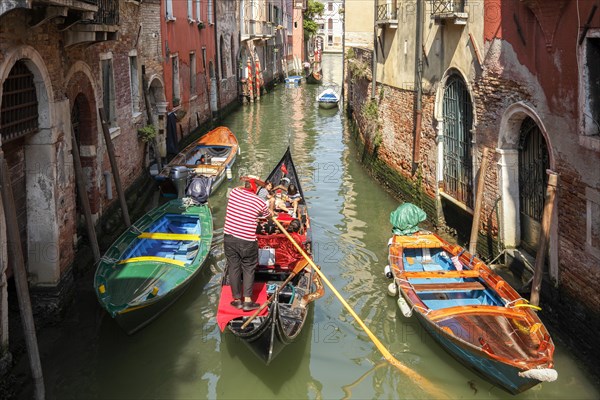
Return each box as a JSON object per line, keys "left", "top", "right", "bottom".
{"left": 0, "top": 0, "right": 166, "bottom": 371}
{"left": 346, "top": 0, "right": 600, "bottom": 375}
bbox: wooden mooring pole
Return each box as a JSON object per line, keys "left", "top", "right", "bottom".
{"left": 99, "top": 107, "right": 131, "bottom": 227}
{"left": 530, "top": 171, "right": 558, "bottom": 307}
{"left": 469, "top": 147, "right": 490, "bottom": 255}
{"left": 71, "top": 131, "right": 100, "bottom": 262}
{"left": 0, "top": 157, "right": 45, "bottom": 400}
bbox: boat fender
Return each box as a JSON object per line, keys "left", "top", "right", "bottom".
{"left": 397, "top": 294, "right": 413, "bottom": 317}
{"left": 384, "top": 265, "right": 393, "bottom": 279}
{"left": 387, "top": 237, "right": 394, "bottom": 247}
{"left": 238, "top": 146, "right": 241, "bottom": 155}
{"left": 387, "top": 282, "right": 398, "bottom": 297}
{"left": 226, "top": 166, "right": 232, "bottom": 180}
{"left": 518, "top": 368, "right": 558, "bottom": 382}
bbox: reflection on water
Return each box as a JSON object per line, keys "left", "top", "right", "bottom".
{"left": 42, "top": 54, "right": 599, "bottom": 400}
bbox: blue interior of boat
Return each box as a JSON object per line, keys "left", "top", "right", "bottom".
{"left": 403, "top": 247, "right": 504, "bottom": 310}
{"left": 319, "top": 93, "right": 338, "bottom": 101}
{"left": 186, "top": 145, "right": 231, "bottom": 165}
{"left": 123, "top": 214, "right": 200, "bottom": 263}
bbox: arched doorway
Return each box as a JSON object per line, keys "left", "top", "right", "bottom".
{"left": 230, "top": 36, "right": 236, "bottom": 79}
{"left": 220, "top": 35, "right": 226, "bottom": 79}
{"left": 1, "top": 60, "right": 39, "bottom": 275}
{"left": 442, "top": 74, "right": 474, "bottom": 208}
{"left": 1, "top": 52, "right": 57, "bottom": 285}
{"left": 497, "top": 102, "right": 557, "bottom": 280}
{"left": 70, "top": 92, "right": 96, "bottom": 240}
{"left": 518, "top": 117, "right": 550, "bottom": 254}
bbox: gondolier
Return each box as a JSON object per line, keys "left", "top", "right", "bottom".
{"left": 224, "top": 176, "right": 271, "bottom": 311}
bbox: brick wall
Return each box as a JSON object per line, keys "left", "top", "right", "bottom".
{"left": 347, "top": 45, "right": 600, "bottom": 379}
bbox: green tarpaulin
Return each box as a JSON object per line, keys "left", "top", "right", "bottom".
{"left": 390, "top": 203, "right": 427, "bottom": 235}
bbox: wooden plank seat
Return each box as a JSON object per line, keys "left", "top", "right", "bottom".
{"left": 411, "top": 281, "right": 485, "bottom": 292}
{"left": 398, "top": 270, "right": 480, "bottom": 279}
{"left": 137, "top": 232, "right": 200, "bottom": 241}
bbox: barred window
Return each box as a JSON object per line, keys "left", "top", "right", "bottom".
{"left": 0, "top": 61, "right": 39, "bottom": 143}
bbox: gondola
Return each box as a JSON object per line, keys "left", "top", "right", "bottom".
{"left": 306, "top": 69, "right": 322, "bottom": 84}
{"left": 284, "top": 75, "right": 302, "bottom": 86}
{"left": 216, "top": 148, "right": 324, "bottom": 364}
{"left": 386, "top": 204, "right": 557, "bottom": 394}
{"left": 94, "top": 198, "right": 213, "bottom": 334}
{"left": 155, "top": 126, "right": 238, "bottom": 197}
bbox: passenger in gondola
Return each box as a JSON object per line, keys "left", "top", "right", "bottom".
{"left": 285, "top": 184, "right": 302, "bottom": 217}
{"left": 273, "top": 189, "right": 291, "bottom": 214}
{"left": 257, "top": 180, "right": 274, "bottom": 209}
{"left": 224, "top": 176, "right": 271, "bottom": 312}
{"left": 275, "top": 176, "right": 290, "bottom": 192}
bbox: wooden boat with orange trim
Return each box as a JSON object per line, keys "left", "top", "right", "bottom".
{"left": 386, "top": 231, "right": 557, "bottom": 394}
{"left": 155, "top": 126, "right": 239, "bottom": 197}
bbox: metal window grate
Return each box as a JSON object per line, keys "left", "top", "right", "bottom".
{"left": 1, "top": 61, "right": 39, "bottom": 143}
{"left": 518, "top": 117, "right": 549, "bottom": 222}
{"left": 442, "top": 75, "right": 473, "bottom": 208}
{"left": 431, "top": 0, "right": 466, "bottom": 14}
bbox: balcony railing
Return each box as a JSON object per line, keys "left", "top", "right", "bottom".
{"left": 377, "top": 3, "right": 398, "bottom": 21}
{"left": 430, "top": 0, "right": 468, "bottom": 25}
{"left": 243, "top": 20, "right": 274, "bottom": 39}
{"left": 376, "top": 2, "right": 398, "bottom": 28}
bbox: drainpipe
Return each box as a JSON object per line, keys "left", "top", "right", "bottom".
{"left": 371, "top": 0, "right": 378, "bottom": 98}
{"left": 341, "top": 0, "right": 346, "bottom": 99}
{"left": 213, "top": 8, "right": 220, "bottom": 118}
{"left": 413, "top": 0, "right": 424, "bottom": 165}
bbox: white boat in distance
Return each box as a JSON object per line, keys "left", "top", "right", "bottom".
{"left": 317, "top": 88, "right": 340, "bottom": 109}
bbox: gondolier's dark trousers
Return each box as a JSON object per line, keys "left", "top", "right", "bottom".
{"left": 224, "top": 234, "right": 259, "bottom": 299}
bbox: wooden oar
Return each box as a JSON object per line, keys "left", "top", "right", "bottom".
{"left": 241, "top": 258, "right": 309, "bottom": 329}
{"left": 270, "top": 218, "right": 447, "bottom": 399}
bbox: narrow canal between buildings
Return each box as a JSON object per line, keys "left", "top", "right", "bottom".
{"left": 20, "top": 54, "right": 599, "bottom": 399}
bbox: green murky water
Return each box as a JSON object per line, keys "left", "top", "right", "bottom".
{"left": 28, "top": 54, "right": 599, "bottom": 399}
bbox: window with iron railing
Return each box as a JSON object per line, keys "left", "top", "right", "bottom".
{"left": 377, "top": 1, "right": 397, "bottom": 20}
{"left": 431, "top": 0, "right": 466, "bottom": 15}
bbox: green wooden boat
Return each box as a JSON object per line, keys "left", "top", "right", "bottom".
{"left": 94, "top": 199, "right": 213, "bottom": 334}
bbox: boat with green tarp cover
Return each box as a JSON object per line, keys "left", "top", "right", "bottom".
{"left": 94, "top": 199, "right": 213, "bottom": 334}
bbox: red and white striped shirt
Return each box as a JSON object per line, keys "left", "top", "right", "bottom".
{"left": 224, "top": 187, "right": 270, "bottom": 241}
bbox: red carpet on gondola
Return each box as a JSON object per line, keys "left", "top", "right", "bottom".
{"left": 217, "top": 283, "right": 269, "bottom": 331}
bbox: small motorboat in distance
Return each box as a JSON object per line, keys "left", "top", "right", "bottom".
{"left": 317, "top": 88, "right": 339, "bottom": 109}
{"left": 94, "top": 197, "right": 213, "bottom": 334}
{"left": 216, "top": 148, "right": 324, "bottom": 364}
{"left": 284, "top": 75, "right": 302, "bottom": 86}
{"left": 386, "top": 203, "right": 557, "bottom": 394}
{"left": 155, "top": 126, "right": 238, "bottom": 197}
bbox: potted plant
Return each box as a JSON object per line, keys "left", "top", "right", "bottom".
{"left": 137, "top": 124, "right": 157, "bottom": 143}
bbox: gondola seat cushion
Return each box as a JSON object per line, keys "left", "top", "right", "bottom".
{"left": 257, "top": 233, "right": 306, "bottom": 269}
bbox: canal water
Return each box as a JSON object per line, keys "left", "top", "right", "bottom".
{"left": 18, "top": 54, "right": 599, "bottom": 399}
